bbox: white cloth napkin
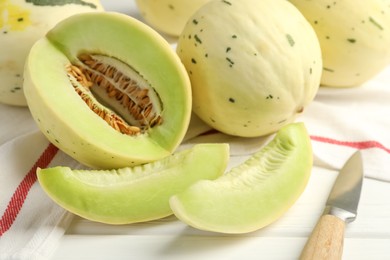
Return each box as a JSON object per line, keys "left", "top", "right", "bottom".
{"left": 1, "top": 65, "right": 389, "bottom": 259}
{"left": 0, "top": 132, "right": 78, "bottom": 260}
{"left": 299, "top": 73, "right": 390, "bottom": 181}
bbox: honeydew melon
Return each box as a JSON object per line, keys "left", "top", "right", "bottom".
{"left": 169, "top": 123, "right": 312, "bottom": 234}
{"left": 24, "top": 12, "right": 192, "bottom": 169}
{"left": 135, "top": 0, "right": 211, "bottom": 36}
{"left": 0, "top": 0, "right": 104, "bottom": 106}
{"left": 37, "top": 143, "right": 229, "bottom": 224}
{"left": 177, "top": 0, "right": 322, "bottom": 137}
{"left": 289, "top": 0, "right": 390, "bottom": 87}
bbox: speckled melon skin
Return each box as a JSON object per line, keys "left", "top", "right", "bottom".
{"left": 0, "top": 0, "right": 103, "bottom": 106}
{"left": 289, "top": 0, "right": 390, "bottom": 87}
{"left": 135, "top": 0, "right": 211, "bottom": 36}
{"left": 177, "top": 0, "right": 322, "bottom": 137}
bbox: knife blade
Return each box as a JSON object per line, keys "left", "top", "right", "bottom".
{"left": 300, "top": 150, "right": 364, "bottom": 260}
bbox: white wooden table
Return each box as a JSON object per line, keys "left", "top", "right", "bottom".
{"left": 52, "top": 167, "right": 390, "bottom": 260}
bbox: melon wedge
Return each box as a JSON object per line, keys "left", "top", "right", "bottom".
{"left": 169, "top": 123, "right": 312, "bottom": 233}
{"left": 37, "top": 143, "right": 229, "bottom": 224}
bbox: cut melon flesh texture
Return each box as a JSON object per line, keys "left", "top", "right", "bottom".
{"left": 169, "top": 123, "right": 312, "bottom": 234}
{"left": 37, "top": 143, "right": 229, "bottom": 224}
{"left": 23, "top": 12, "right": 191, "bottom": 168}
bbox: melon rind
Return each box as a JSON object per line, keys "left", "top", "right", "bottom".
{"left": 37, "top": 143, "right": 229, "bottom": 224}
{"left": 0, "top": 0, "right": 103, "bottom": 106}
{"left": 289, "top": 0, "right": 390, "bottom": 87}
{"left": 169, "top": 123, "right": 312, "bottom": 234}
{"left": 177, "top": 0, "right": 322, "bottom": 137}
{"left": 24, "top": 12, "right": 192, "bottom": 169}
{"left": 135, "top": 0, "right": 211, "bottom": 36}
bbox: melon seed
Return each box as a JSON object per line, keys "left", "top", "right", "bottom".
{"left": 66, "top": 53, "right": 163, "bottom": 136}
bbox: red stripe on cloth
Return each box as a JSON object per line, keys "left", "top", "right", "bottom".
{"left": 0, "top": 143, "right": 58, "bottom": 236}
{"left": 310, "top": 135, "right": 390, "bottom": 153}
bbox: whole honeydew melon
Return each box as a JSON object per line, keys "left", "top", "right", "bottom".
{"left": 0, "top": 0, "right": 104, "bottom": 106}
{"left": 289, "top": 0, "right": 390, "bottom": 87}
{"left": 177, "top": 0, "right": 322, "bottom": 137}
{"left": 135, "top": 0, "right": 211, "bottom": 36}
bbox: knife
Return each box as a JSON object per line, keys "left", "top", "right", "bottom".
{"left": 300, "top": 150, "right": 363, "bottom": 260}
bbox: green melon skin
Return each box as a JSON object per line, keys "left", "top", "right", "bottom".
{"left": 23, "top": 12, "right": 192, "bottom": 169}
{"left": 169, "top": 123, "right": 312, "bottom": 234}
{"left": 37, "top": 143, "right": 229, "bottom": 224}
{"left": 288, "top": 0, "right": 390, "bottom": 87}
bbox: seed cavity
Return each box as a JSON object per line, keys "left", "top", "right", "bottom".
{"left": 66, "top": 53, "right": 163, "bottom": 136}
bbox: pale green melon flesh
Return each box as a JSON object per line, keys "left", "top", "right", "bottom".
{"left": 37, "top": 143, "right": 229, "bottom": 224}
{"left": 24, "top": 12, "right": 191, "bottom": 169}
{"left": 169, "top": 123, "right": 312, "bottom": 234}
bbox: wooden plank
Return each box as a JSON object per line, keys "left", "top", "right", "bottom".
{"left": 64, "top": 167, "right": 390, "bottom": 237}
{"left": 52, "top": 236, "right": 390, "bottom": 260}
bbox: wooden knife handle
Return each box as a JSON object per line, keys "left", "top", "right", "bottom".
{"left": 300, "top": 214, "right": 345, "bottom": 260}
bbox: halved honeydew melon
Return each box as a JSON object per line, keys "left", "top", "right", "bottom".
{"left": 37, "top": 143, "right": 229, "bottom": 224}
{"left": 24, "top": 12, "right": 192, "bottom": 169}
{"left": 169, "top": 123, "right": 312, "bottom": 234}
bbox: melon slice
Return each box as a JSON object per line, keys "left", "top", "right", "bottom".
{"left": 169, "top": 123, "right": 312, "bottom": 234}
{"left": 37, "top": 143, "right": 229, "bottom": 224}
